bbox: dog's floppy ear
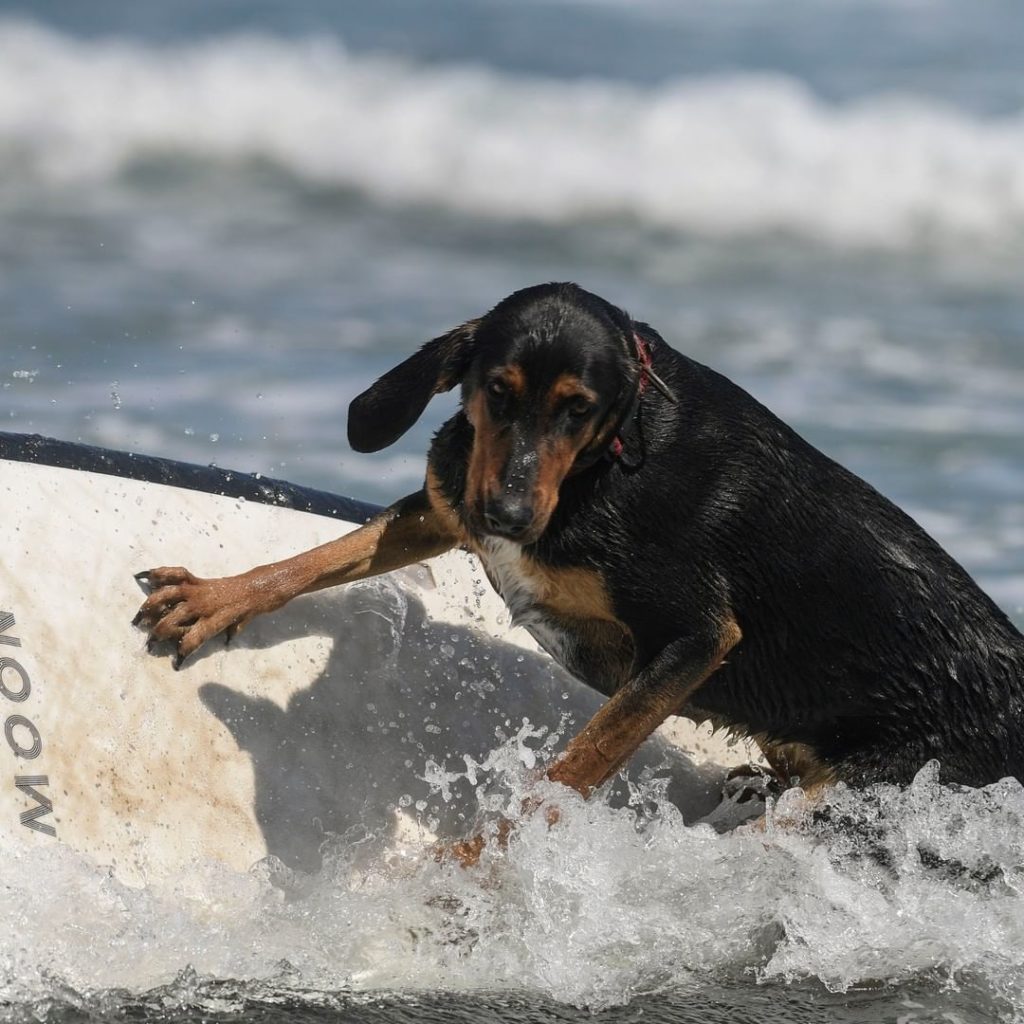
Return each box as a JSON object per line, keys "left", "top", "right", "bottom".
{"left": 347, "top": 319, "right": 479, "bottom": 453}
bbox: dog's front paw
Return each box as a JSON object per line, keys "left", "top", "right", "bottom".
{"left": 132, "top": 566, "right": 266, "bottom": 668}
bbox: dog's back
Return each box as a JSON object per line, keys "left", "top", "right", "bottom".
{"left": 638, "top": 342, "right": 1024, "bottom": 787}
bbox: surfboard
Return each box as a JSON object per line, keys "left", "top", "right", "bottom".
{"left": 0, "top": 432, "right": 753, "bottom": 886}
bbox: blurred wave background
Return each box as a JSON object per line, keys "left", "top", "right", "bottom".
{"left": 1, "top": 0, "right": 1022, "bottom": 619}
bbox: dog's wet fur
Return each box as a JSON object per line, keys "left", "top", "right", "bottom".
{"left": 138, "top": 282, "right": 1024, "bottom": 810}
{"left": 353, "top": 282, "right": 1024, "bottom": 789}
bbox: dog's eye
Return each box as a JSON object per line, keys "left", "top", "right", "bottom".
{"left": 566, "top": 398, "right": 594, "bottom": 420}
{"left": 487, "top": 379, "right": 507, "bottom": 399}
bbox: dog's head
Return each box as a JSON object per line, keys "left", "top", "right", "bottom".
{"left": 348, "top": 282, "right": 645, "bottom": 543}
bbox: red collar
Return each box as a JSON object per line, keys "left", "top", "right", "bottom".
{"left": 608, "top": 332, "right": 671, "bottom": 460}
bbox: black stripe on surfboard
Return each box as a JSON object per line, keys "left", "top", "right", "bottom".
{"left": 0, "top": 432, "right": 382, "bottom": 524}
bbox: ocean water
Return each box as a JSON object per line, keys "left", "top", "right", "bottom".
{"left": 2, "top": 1, "right": 1024, "bottom": 1021}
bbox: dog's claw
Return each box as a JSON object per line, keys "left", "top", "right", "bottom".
{"left": 173, "top": 653, "right": 187, "bottom": 671}
{"left": 131, "top": 611, "right": 142, "bottom": 627}
{"left": 146, "top": 638, "right": 155, "bottom": 653}
{"left": 134, "top": 570, "right": 151, "bottom": 581}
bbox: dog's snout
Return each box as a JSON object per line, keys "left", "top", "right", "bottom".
{"left": 482, "top": 496, "right": 535, "bottom": 539}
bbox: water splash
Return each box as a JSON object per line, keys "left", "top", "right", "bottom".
{"left": 1, "top": 743, "right": 1022, "bottom": 1020}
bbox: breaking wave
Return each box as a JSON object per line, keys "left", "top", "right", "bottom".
{"left": 3, "top": 20, "right": 1024, "bottom": 249}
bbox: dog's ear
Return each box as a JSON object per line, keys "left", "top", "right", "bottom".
{"left": 347, "top": 319, "right": 479, "bottom": 453}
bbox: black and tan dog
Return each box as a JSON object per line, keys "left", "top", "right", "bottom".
{"left": 135, "top": 281, "right": 1024, "bottom": 839}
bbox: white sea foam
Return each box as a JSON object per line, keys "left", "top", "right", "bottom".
{"left": 2, "top": 20, "right": 1024, "bottom": 250}
{"left": 2, "top": 740, "right": 1023, "bottom": 1019}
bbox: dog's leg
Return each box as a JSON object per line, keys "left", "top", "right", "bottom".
{"left": 546, "top": 620, "right": 742, "bottom": 797}
{"left": 448, "top": 619, "right": 741, "bottom": 866}
{"left": 134, "top": 488, "right": 461, "bottom": 665}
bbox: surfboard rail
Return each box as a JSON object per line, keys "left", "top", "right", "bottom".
{"left": 0, "top": 430, "right": 380, "bottom": 523}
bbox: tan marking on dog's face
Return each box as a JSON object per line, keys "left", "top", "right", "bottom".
{"left": 463, "top": 366, "right": 610, "bottom": 542}
{"left": 524, "top": 373, "right": 609, "bottom": 536}
{"left": 501, "top": 364, "right": 527, "bottom": 398}
{"left": 546, "top": 373, "right": 598, "bottom": 411}
{"left": 529, "top": 428, "right": 598, "bottom": 536}
{"left": 464, "top": 390, "right": 512, "bottom": 525}
{"left": 478, "top": 363, "right": 528, "bottom": 401}
{"left": 547, "top": 372, "right": 629, "bottom": 483}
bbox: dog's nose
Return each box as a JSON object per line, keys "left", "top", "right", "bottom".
{"left": 482, "top": 497, "right": 535, "bottom": 539}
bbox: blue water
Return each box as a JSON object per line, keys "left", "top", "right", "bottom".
{"left": 2, "top": 2, "right": 1023, "bottom": 1021}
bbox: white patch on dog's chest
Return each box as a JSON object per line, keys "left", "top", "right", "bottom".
{"left": 477, "top": 537, "right": 541, "bottom": 624}
{"left": 476, "top": 538, "right": 571, "bottom": 664}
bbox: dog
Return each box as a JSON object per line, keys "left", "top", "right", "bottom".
{"left": 135, "top": 281, "right": 1024, "bottom": 842}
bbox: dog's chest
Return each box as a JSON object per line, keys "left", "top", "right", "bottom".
{"left": 474, "top": 538, "right": 634, "bottom": 692}
{"left": 477, "top": 538, "right": 556, "bottom": 645}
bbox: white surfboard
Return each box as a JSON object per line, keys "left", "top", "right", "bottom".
{"left": 0, "top": 432, "right": 754, "bottom": 886}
